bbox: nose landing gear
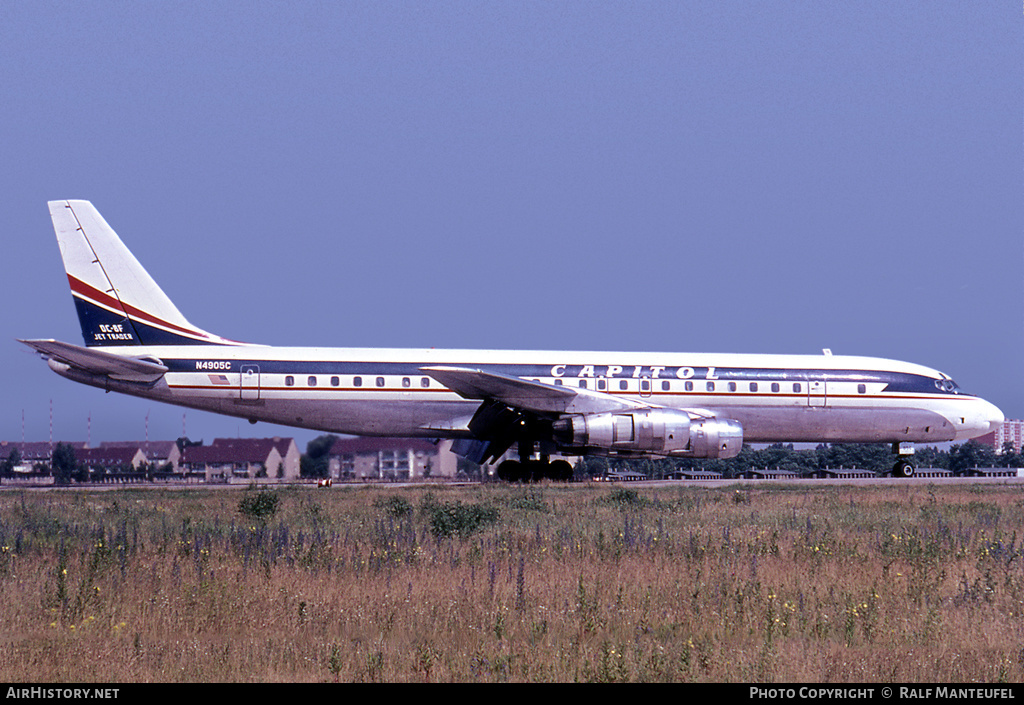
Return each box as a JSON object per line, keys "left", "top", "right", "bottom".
{"left": 892, "top": 458, "right": 916, "bottom": 478}
{"left": 891, "top": 442, "right": 916, "bottom": 478}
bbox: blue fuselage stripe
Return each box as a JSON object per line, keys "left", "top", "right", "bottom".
{"left": 163, "top": 359, "right": 966, "bottom": 397}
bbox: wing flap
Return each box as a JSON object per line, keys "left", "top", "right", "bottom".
{"left": 19, "top": 339, "right": 167, "bottom": 383}
{"left": 420, "top": 365, "right": 649, "bottom": 415}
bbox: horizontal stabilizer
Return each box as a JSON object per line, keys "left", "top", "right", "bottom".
{"left": 19, "top": 339, "right": 167, "bottom": 383}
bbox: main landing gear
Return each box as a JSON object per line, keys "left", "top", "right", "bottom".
{"left": 495, "top": 440, "right": 574, "bottom": 482}
{"left": 496, "top": 458, "right": 574, "bottom": 482}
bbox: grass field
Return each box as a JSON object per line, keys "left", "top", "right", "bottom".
{"left": 1, "top": 481, "right": 1023, "bottom": 682}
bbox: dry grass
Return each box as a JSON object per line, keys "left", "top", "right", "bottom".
{"left": 1, "top": 481, "right": 1023, "bottom": 682}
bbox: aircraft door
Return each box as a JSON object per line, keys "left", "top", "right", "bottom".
{"left": 240, "top": 365, "right": 260, "bottom": 401}
{"left": 807, "top": 380, "right": 826, "bottom": 407}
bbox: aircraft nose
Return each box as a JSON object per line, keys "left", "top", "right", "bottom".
{"left": 951, "top": 397, "right": 1004, "bottom": 442}
{"left": 983, "top": 399, "right": 1005, "bottom": 434}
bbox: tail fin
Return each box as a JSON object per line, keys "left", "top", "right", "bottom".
{"left": 48, "top": 200, "right": 236, "bottom": 347}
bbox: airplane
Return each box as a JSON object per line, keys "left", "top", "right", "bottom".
{"left": 20, "top": 200, "right": 1004, "bottom": 481}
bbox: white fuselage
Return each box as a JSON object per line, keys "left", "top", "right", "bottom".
{"left": 32, "top": 201, "right": 1005, "bottom": 468}
{"left": 57, "top": 345, "right": 1004, "bottom": 448}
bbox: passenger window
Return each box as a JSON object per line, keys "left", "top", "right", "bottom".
{"left": 641, "top": 379, "right": 650, "bottom": 391}
{"left": 579, "top": 380, "right": 588, "bottom": 389}
{"left": 858, "top": 384, "right": 866, "bottom": 394}
{"left": 402, "top": 377, "right": 411, "bottom": 388}
{"left": 619, "top": 380, "right": 628, "bottom": 391}
{"left": 308, "top": 376, "right": 317, "bottom": 387}
{"left": 706, "top": 382, "right": 715, "bottom": 392}
{"left": 685, "top": 381, "right": 693, "bottom": 391}
{"left": 421, "top": 377, "right": 430, "bottom": 388}
{"left": 662, "top": 381, "right": 670, "bottom": 391}
{"left": 771, "top": 383, "right": 780, "bottom": 393}
{"left": 330, "top": 376, "right": 339, "bottom": 387}
{"left": 597, "top": 379, "right": 607, "bottom": 390}
{"left": 554, "top": 379, "right": 563, "bottom": 386}
{"left": 793, "top": 383, "right": 801, "bottom": 393}
{"left": 285, "top": 376, "right": 294, "bottom": 387}
{"left": 376, "top": 377, "right": 385, "bottom": 387}
{"left": 750, "top": 382, "right": 758, "bottom": 392}
{"left": 353, "top": 376, "right": 362, "bottom": 387}
{"left": 728, "top": 382, "right": 737, "bottom": 392}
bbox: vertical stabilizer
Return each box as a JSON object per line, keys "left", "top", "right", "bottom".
{"left": 48, "top": 200, "right": 234, "bottom": 346}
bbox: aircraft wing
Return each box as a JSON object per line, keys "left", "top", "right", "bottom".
{"left": 420, "top": 365, "right": 648, "bottom": 415}
{"left": 420, "top": 365, "right": 669, "bottom": 465}
{"left": 19, "top": 339, "right": 167, "bottom": 383}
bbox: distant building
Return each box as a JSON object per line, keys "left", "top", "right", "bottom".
{"left": 977, "top": 420, "right": 1024, "bottom": 454}
{"left": 75, "top": 446, "right": 147, "bottom": 474}
{"left": 669, "top": 469, "right": 722, "bottom": 480}
{"left": 817, "top": 467, "right": 875, "bottom": 479}
{"left": 600, "top": 468, "right": 647, "bottom": 482}
{"left": 0, "top": 441, "right": 87, "bottom": 473}
{"left": 327, "top": 437, "right": 458, "bottom": 480}
{"left": 742, "top": 467, "right": 801, "bottom": 480}
{"left": 180, "top": 437, "right": 300, "bottom": 481}
{"left": 966, "top": 467, "right": 1024, "bottom": 478}
{"left": 99, "top": 441, "right": 181, "bottom": 472}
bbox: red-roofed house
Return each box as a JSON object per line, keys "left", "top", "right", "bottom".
{"left": 327, "top": 437, "right": 458, "bottom": 480}
{"left": 99, "top": 441, "right": 181, "bottom": 472}
{"left": 180, "top": 437, "right": 300, "bottom": 481}
{"left": 0, "top": 441, "right": 88, "bottom": 473}
{"left": 75, "top": 446, "right": 148, "bottom": 475}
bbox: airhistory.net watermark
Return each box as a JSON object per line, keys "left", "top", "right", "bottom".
{"left": 6, "top": 689, "right": 118, "bottom": 700}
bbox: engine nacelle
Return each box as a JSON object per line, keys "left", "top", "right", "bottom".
{"left": 687, "top": 418, "right": 744, "bottom": 458}
{"left": 552, "top": 409, "right": 743, "bottom": 458}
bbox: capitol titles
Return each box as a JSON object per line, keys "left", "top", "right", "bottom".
{"left": 549, "top": 364, "right": 717, "bottom": 380}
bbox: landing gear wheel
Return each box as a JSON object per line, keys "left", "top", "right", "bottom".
{"left": 549, "top": 459, "right": 574, "bottom": 482}
{"left": 892, "top": 459, "right": 916, "bottom": 478}
{"left": 497, "top": 459, "right": 523, "bottom": 482}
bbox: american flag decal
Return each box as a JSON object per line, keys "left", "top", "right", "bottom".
{"left": 209, "top": 374, "right": 230, "bottom": 385}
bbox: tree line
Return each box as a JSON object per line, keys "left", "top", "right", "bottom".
{"left": 575, "top": 440, "right": 1014, "bottom": 479}
{"left": 10, "top": 436, "right": 1010, "bottom": 484}
{"left": 296, "top": 435, "right": 1012, "bottom": 481}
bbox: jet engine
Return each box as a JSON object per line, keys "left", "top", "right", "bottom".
{"left": 551, "top": 409, "right": 743, "bottom": 458}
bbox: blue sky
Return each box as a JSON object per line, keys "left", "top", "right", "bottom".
{"left": 1, "top": 2, "right": 1021, "bottom": 451}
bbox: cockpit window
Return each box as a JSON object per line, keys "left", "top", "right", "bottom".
{"left": 881, "top": 372, "right": 965, "bottom": 396}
